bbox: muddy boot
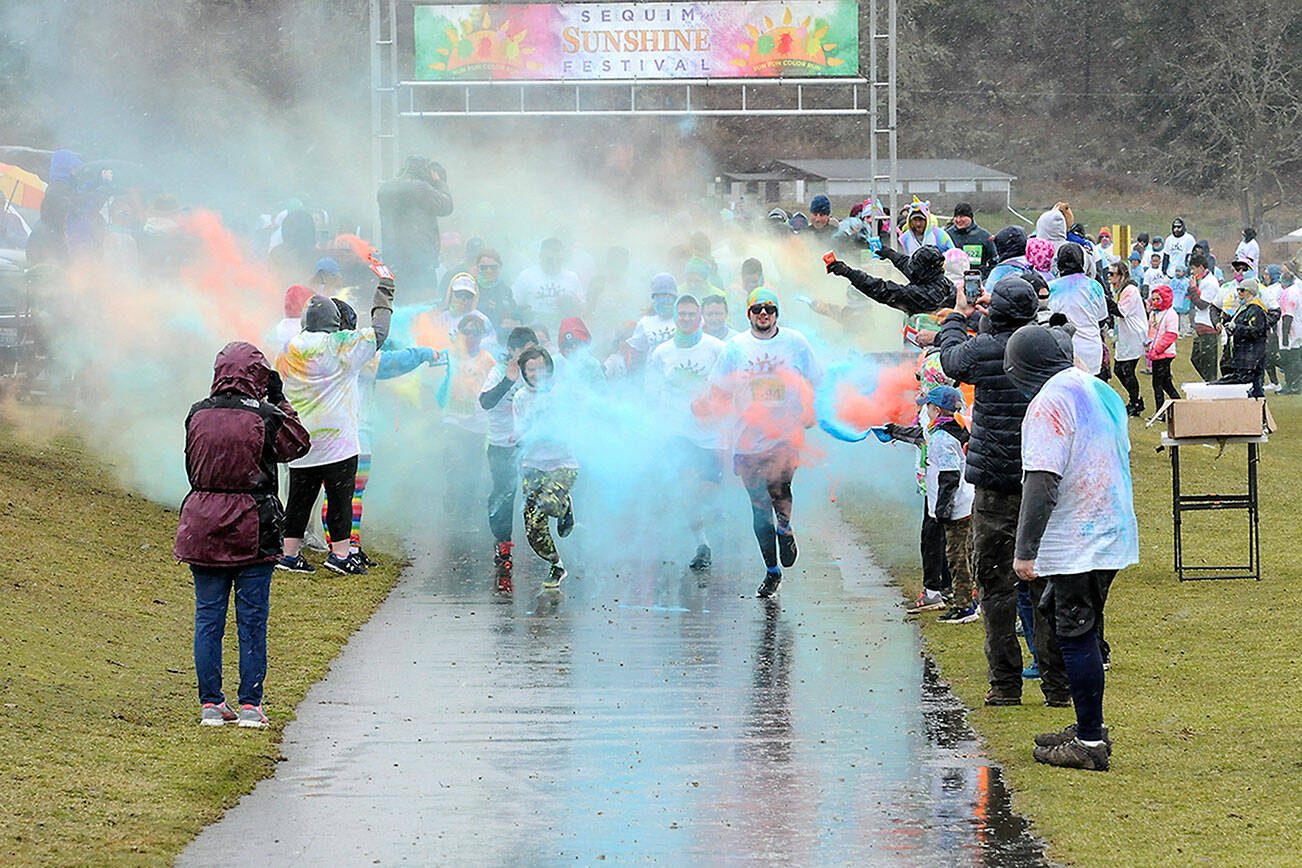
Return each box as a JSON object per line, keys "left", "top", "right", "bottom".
{"left": 1032, "top": 737, "right": 1110, "bottom": 771}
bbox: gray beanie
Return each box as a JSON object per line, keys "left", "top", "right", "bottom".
{"left": 302, "top": 295, "right": 341, "bottom": 332}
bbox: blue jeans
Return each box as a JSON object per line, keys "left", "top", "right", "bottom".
{"left": 192, "top": 563, "right": 273, "bottom": 707}
{"left": 1017, "top": 580, "right": 1037, "bottom": 665}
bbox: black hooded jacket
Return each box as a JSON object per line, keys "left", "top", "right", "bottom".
{"left": 936, "top": 274, "right": 1040, "bottom": 493}
{"left": 837, "top": 245, "right": 954, "bottom": 315}
{"left": 948, "top": 222, "right": 998, "bottom": 277}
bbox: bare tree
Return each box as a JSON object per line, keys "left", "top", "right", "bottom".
{"left": 1172, "top": 0, "right": 1302, "bottom": 227}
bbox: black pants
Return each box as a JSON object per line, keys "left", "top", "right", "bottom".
{"left": 1115, "top": 358, "right": 1140, "bottom": 407}
{"left": 920, "top": 509, "right": 952, "bottom": 594}
{"left": 1192, "top": 333, "right": 1219, "bottom": 382}
{"left": 1024, "top": 577, "right": 1071, "bottom": 704}
{"left": 486, "top": 444, "right": 519, "bottom": 544}
{"left": 285, "top": 456, "right": 358, "bottom": 542}
{"left": 1281, "top": 347, "right": 1302, "bottom": 393}
{"left": 1040, "top": 569, "right": 1117, "bottom": 741}
{"left": 735, "top": 448, "right": 796, "bottom": 570}
{"left": 972, "top": 487, "right": 1022, "bottom": 699}
{"left": 1151, "top": 357, "right": 1180, "bottom": 410}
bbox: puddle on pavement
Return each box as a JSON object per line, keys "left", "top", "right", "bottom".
{"left": 916, "top": 656, "right": 1048, "bottom": 866}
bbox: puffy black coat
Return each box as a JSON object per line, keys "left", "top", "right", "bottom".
{"left": 937, "top": 274, "right": 1040, "bottom": 493}
{"left": 1223, "top": 301, "right": 1278, "bottom": 373}
{"left": 838, "top": 245, "right": 954, "bottom": 315}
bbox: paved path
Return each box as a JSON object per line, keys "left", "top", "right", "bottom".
{"left": 181, "top": 505, "right": 1043, "bottom": 866}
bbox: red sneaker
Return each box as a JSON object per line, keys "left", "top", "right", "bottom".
{"left": 494, "top": 542, "right": 514, "bottom": 593}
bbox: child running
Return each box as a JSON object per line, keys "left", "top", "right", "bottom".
{"left": 479, "top": 327, "right": 539, "bottom": 590}
{"left": 512, "top": 346, "right": 578, "bottom": 590}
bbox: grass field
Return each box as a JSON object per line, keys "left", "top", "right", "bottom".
{"left": 842, "top": 348, "right": 1302, "bottom": 867}
{"left": 0, "top": 408, "right": 402, "bottom": 866}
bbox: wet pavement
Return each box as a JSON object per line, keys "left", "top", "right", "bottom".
{"left": 180, "top": 505, "right": 1046, "bottom": 866}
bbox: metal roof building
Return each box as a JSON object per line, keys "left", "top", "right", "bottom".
{"left": 717, "top": 158, "right": 1015, "bottom": 211}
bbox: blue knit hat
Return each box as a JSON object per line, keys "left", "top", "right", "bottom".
{"left": 810, "top": 194, "right": 831, "bottom": 215}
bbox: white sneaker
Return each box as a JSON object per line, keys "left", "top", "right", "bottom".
{"left": 1265, "top": 383, "right": 1282, "bottom": 393}
{"left": 238, "top": 704, "right": 269, "bottom": 728}
{"left": 906, "top": 590, "right": 947, "bottom": 614}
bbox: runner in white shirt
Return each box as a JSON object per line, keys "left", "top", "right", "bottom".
{"left": 511, "top": 237, "right": 585, "bottom": 321}
{"left": 626, "top": 272, "right": 679, "bottom": 365}
{"left": 478, "top": 327, "right": 540, "bottom": 590}
{"left": 699, "top": 288, "right": 821, "bottom": 598}
{"left": 647, "top": 294, "right": 725, "bottom": 571}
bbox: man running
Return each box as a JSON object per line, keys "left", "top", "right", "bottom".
{"left": 648, "top": 294, "right": 726, "bottom": 570}
{"left": 698, "top": 288, "right": 821, "bottom": 598}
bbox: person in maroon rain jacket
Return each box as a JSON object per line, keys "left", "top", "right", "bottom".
{"left": 175, "top": 341, "right": 310, "bottom": 728}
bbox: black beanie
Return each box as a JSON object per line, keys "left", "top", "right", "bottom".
{"left": 953, "top": 202, "right": 974, "bottom": 219}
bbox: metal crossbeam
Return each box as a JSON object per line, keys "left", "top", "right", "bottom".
{"left": 399, "top": 78, "right": 870, "bottom": 118}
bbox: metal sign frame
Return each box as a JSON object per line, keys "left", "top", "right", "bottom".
{"left": 370, "top": 0, "right": 896, "bottom": 241}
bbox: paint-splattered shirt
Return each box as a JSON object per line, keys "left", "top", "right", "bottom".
{"left": 710, "top": 327, "right": 822, "bottom": 456}
{"left": 279, "top": 328, "right": 378, "bottom": 468}
{"left": 648, "top": 333, "right": 725, "bottom": 448}
{"left": 1021, "top": 367, "right": 1139, "bottom": 575}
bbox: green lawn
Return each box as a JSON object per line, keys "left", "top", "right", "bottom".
{"left": 842, "top": 347, "right": 1302, "bottom": 866}
{"left": 0, "top": 410, "right": 402, "bottom": 866}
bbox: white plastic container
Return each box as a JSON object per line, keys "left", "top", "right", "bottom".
{"left": 1181, "top": 382, "right": 1251, "bottom": 400}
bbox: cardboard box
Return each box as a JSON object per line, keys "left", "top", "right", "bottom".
{"left": 1164, "top": 398, "right": 1277, "bottom": 439}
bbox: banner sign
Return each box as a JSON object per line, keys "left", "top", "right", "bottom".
{"left": 413, "top": 2, "right": 859, "bottom": 81}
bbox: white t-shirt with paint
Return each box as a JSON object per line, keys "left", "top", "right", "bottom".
{"left": 1279, "top": 282, "right": 1302, "bottom": 348}
{"left": 1021, "top": 367, "right": 1139, "bottom": 576}
{"left": 481, "top": 364, "right": 523, "bottom": 448}
{"left": 1047, "top": 273, "right": 1109, "bottom": 373}
{"left": 1114, "top": 283, "right": 1147, "bottom": 362}
{"left": 1163, "top": 233, "right": 1197, "bottom": 276}
{"left": 648, "top": 333, "right": 725, "bottom": 448}
{"left": 924, "top": 426, "right": 974, "bottom": 520}
{"left": 279, "top": 328, "right": 378, "bottom": 468}
{"left": 709, "top": 327, "right": 822, "bottom": 456}
{"left": 511, "top": 266, "right": 585, "bottom": 317}
{"left": 627, "top": 313, "right": 677, "bottom": 356}
{"left": 1192, "top": 272, "right": 1221, "bottom": 328}
{"left": 512, "top": 385, "right": 578, "bottom": 472}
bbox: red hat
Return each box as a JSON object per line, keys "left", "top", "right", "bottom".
{"left": 558, "top": 317, "right": 591, "bottom": 345}
{"left": 284, "top": 284, "right": 313, "bottom": 318}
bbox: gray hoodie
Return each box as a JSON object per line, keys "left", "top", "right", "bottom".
{"left": 1034, "top": 208, "right": 1068, "bottom": 252}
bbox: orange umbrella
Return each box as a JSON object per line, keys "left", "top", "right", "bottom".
{"left": 0, "top": 162, "right": 46, "bottom": 210}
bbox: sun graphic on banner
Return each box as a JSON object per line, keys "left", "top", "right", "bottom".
{"left": 730, "top": 7, "right": 844, "bottom": 73}
{"left": 427, "top": 11, "right": 539, "bottom": 74}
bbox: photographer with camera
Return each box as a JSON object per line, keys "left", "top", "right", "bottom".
{"left": 174, "top": 342, "right": 311, "bottom": 728}
{"left": 377, "top": 154, "right": 453, "bottom": 301}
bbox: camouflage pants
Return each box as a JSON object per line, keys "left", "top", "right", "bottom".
{"left": 522, "top": 468, "right": 578, "bottom": 564}
{"left": 941, "top": 516, "right": 974, "bottom": 604}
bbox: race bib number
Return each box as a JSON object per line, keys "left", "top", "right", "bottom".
{"left": 751, "top": 376, "right": 786, "bottom": 405}
{"left": 963, "top": 243, "right": 984, "bottom": 265}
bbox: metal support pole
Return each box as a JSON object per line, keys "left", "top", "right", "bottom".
{"left": 887, "top": 0, "right": 898, "bottom": 245}
{"left": 369, "top": 0, "right": 384, "bottom": 246}
{"left": 387, "top": 0, "right": 399, "bottom": 178}
{"left": 868, "top": 0, "right": 878, "bottom": 214}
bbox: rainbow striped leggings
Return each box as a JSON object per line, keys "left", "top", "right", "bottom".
{"left": 323, "top": 453, "right": 370, "bottom": 548}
